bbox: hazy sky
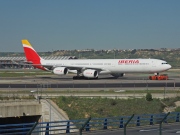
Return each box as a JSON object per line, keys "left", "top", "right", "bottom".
{"left": 0, "top": 0, "right": 180, "bottom": 52}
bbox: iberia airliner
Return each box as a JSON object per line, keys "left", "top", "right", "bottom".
{"left": 22, "top": 40, "right": 171, "bottom": 79}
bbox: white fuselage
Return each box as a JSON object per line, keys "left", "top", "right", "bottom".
{"left": 40, "top": 58, "right": 171, "bottom": 74}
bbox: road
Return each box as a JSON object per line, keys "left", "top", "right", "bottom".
{"left": 0, "top": 82, "right": 179, "bottom": 88}
{"left": 0, "top": 74, "right": 179, "bottom": 89}
{"left": 80, "top": 123, "right": 180, "bottom": 135}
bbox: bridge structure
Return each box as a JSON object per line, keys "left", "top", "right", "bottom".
{"left": 0, "top": 112, "right": 179, "bottom": 135}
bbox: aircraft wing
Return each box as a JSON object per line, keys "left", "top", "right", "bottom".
{"left": 61, "top": 65, "right": 104, "bottom": 72}
{"left": 15, "top": 62, "right": 104, "bottom": 72}
{"left": 47, "top": 64, "right": 104, "bottom": 72}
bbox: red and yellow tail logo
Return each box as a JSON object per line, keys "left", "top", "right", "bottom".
{"left": 22, "top": 39, "right": 46, "bottom": 70}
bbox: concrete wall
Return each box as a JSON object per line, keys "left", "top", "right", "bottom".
{"left": 0, "top": 100, "right": 42, "bottom": 117}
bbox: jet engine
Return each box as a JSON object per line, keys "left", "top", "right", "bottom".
{"left": 53, "top": 67, "right": 68, "bottom": 75}
{"left": 111, "top": 73, "right": 125, "bottom": 78}
{"left": 83, "top": 69, "right": 98, "bottom": 78}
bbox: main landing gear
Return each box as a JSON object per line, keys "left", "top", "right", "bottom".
{"left": 73, "top": 70, "right": 86, "bottom": 79}
{"left": 73, "top": 76, "right": 99, "bottom": 80}
{"left": 73, "top": 76, "right": 86, "bottom": 80}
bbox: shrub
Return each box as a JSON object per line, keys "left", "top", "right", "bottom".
{"left": 175, "top": 107, "right": 180, "bottom": 112}
{"left": 61, "top": 96, "right": 66, "bottom": 102}
{"left": 146, "top": 92, "right": 153, "bottom": 101}
{"left": 110, "top": 99, "right": 117, "bottom": 106}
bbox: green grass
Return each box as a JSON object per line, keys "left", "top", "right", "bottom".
{"left": 52, "top": 96, "right": 180, "bottom": 120}
{"left": 53, "top": 97, "right": 164, "bottom": 120}
{"left": 162, "top": 97, "right": 180, "bottom": 107}
{"left": 0, "top": 71, "right": 51, "bottom": 77}
{"left": 175, "top": 107, "right": 180, "bottom": 112}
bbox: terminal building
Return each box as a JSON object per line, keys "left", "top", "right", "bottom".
{"left": 0, "top": 56, "right": 77, "bottom": 69}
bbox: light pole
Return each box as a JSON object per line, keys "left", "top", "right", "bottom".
{"left": 30, "top": 90, "right": 40, "bottom": 103}
{"left": 146, "top": 79, "right": 148, "bottom": 91}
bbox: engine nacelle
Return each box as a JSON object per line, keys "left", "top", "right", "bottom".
{"left": 111, "top": 73, "right": 125, "bottom": 78}
{"left": 83, "top": 69, "right": 98, "bottom": 78}
{"left": 53, "top": 67, "right": 68, "bottom": 75}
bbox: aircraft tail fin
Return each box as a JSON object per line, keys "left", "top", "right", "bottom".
{"left": 22, "top": 39, "right": 43, "bottom": 64}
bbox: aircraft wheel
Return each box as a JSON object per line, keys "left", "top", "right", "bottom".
{"left": 79, "top": 76, "right": 85, "bottom": 79}
{"left": 73, "top": 76, "right": 78, "bottom": 80}
{"left": 73, "top": 76, "right": 85, "bottom": 80}
{"left": 154, "top": 73, "right": 159, "bottom": 76}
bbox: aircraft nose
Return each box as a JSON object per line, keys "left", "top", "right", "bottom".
{"left": 167, "top": 64, "right": 172, "bottom": 69}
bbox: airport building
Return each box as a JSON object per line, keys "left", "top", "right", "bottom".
{"left": 0, "top": 56, "right": 77, "bottom": 69}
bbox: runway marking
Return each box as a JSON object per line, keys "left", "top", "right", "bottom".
{"left": 140, "top": 128, "right": 180, "bottom": 133}
{"left": 139, "top": 128, "right": 158, "bottom": 132}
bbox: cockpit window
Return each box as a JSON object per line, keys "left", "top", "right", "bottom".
{"left": 162, "top": 63, "right": 168, "bottom": 64}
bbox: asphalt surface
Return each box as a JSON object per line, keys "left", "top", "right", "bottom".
{"left": 80, "top": 123, "right": 180, "bottom": 135}
{"left": 0, "top": 74, "right": 179, "bottom": 88}
{"left": 0, "top": 82, "right": 179, "bottom": 88}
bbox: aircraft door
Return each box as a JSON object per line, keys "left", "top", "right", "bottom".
{"left": 151, "top": 60, "right": 158, "bottom": 73}
{"left": 111, "top": 61, "right": 117, "bottom": 72}
{"left": 112, "top": 61, "right": 115, "bottom": 67}
{"left": 152, "top": 60, "right": 156, "bottom": 68}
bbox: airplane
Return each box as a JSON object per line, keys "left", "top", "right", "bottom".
{"left": 22, "top": 39, "right": 172, "bottom": 79}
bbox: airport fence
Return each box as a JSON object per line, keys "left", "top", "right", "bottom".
{"left": 0, "top": 112, "right": 179, "bottom": 135}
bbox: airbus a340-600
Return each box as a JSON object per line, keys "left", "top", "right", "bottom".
{"left": 22, "top": 39, "right": 171, "bottom": 79}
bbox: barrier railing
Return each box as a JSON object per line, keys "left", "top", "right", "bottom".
{"left": 0, "top": 112, "right": 179, "bottom": 135}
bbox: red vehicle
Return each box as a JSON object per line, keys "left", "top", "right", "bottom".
{"left": 149, "top": 74, "right": 168, "bottom": 80}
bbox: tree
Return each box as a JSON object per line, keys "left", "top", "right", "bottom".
{"left": 131, "top": 49, "right": 136, "bottom": 54}
{"left": 146, "top": 92, "right": 153, "bottom": 101}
